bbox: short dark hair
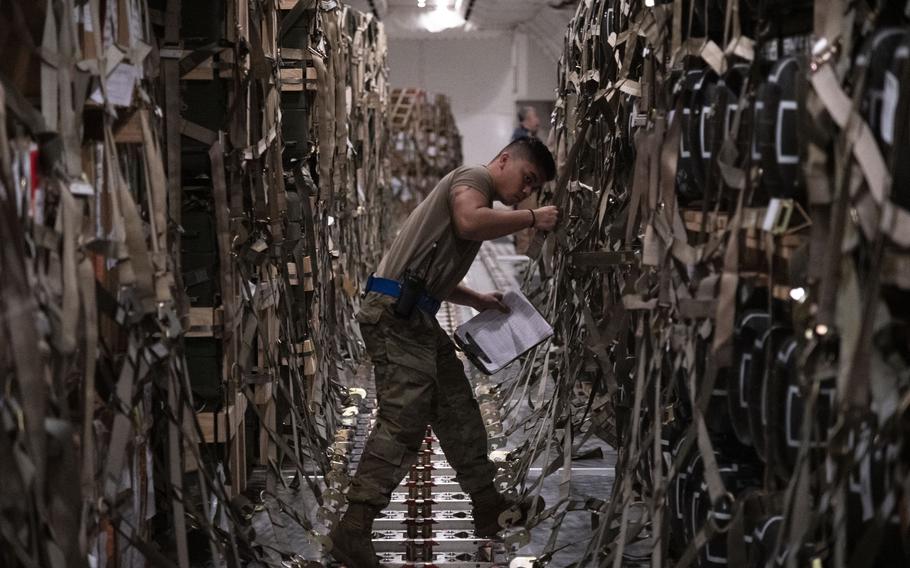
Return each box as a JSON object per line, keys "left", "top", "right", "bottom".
{"left": 498, "top": 136, "right": 557, "bottom": 181}
{"left": 517, "top": 105, "right": 536, "bottom": 123}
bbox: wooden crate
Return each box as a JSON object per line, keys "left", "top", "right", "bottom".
{"left": 184, "top": 394, "right": 249, "bottom": 495}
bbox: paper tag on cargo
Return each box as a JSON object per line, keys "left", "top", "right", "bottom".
{"left": 762, "top": 198, "right": 783, "bottom": 232}
{"left": 70, "top": 181, "right": 95, "bottom": 196}
{"left": 90, "top": 64, "right": 140, "bottom": 107}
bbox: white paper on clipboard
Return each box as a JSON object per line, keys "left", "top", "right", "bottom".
{"left": 454, "top": 291, "right": 553, "bottom": 375}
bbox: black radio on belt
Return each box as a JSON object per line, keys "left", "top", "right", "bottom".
{"left": 393, "top": 269, "right": 425, "bottom": 318}
{"left": 393, "top": 243, "right": 438, "bottom": 319}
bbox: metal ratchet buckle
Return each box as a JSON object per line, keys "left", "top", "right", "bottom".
{"left": 708, "top": 491, "right": 736, "bottom": 534}
{"left": 809, "top": 38, "right": 839, "bottom": 73}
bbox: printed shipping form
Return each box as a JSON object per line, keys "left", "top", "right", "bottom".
{"left": 454, "top": 291, "right": 553, "bottom": 374}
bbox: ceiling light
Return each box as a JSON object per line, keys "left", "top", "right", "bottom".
{"left": 417, "top": 0, "right": 426, "bottom": 7}
{"left": 421, "top": 3, "right": 466, "bottom": 32}
{"left": 788, "top": 287, "right": 807, "bottom": 303}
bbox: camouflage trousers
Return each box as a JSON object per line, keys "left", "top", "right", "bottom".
{"left": 346, "top": 293, "right": 497, "bottom": 509}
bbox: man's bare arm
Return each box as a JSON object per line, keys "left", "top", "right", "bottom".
{"left": 450, "top": 186, "right": 559, "bottom": 241}
{"left": 447, "top": 284, "right": 508, "bottom": 313}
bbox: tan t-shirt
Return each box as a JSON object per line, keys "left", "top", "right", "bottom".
{"left": 375, "top": 165, "right": 494, "bottom": 300}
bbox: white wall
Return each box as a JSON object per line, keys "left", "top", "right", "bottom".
{"left": 388, "top": 33, "right": 557, "bottom": 166}
{"left": 511, "top": 31, "right": 558, "bottom": 102}
{"left": 523, "top": 39, "right": 558, "bottom": 101}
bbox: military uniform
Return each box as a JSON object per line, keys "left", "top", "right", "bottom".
{"left": 346, "top": 165, "right": 500, "bottom": 508}
{"left": 346, "top": 293, "right": 497, "bottom": 508}
{"left": 329, "top": 165, "right": 517, "bottom": 567}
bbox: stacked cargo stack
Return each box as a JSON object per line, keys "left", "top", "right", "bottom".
{"left": 0, "top": 0, "right": 394, "bottom": 566}
{"left": 277, "top": 0, "right": 393, "bottom": 468}
{"left": 490, "top": 1, "right": 910, "bottom": 566}
{"left": 0, "top": 1, "right": 257, "bottom": 565}
{"left": 172, "top": 0, "right": 245, "bottom": 501}
{"left": 389, "top": 87, "right": 462, "bottom": 219}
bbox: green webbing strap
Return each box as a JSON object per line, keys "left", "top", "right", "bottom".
{"left": 165, "top": 351, "right": 191, "bottom": 568}
{"left": 672, "top": 521, "right": 718, "bottom": 568}
{"left": 0, "top": 83, "right": 50, "bottom": 535}
{"left": 526, "top": 116, "right": 591, "bottom": 260}
{"left": 610, "top": 337, "right": 650, "bottom": 568}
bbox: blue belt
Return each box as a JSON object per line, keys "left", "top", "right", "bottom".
{"left": 364, "top": 275, "right": 442, "bottom": 316}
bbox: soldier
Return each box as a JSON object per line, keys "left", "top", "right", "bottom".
{"left": 510, "top": 108, "right": 543, "bottom": 254}
{"left": 329, "top": 136, "right": 559, "bottom": 567}
{"left": 511, "top": 106, "right": 541, "bottom": 141}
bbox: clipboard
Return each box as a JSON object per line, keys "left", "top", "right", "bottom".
{"left": 453, "top": 291, "right": 554, "bottom": 375}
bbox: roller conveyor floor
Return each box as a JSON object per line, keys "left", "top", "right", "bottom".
{"left": 250, "top": 240, "right": 620, "bottom": 567}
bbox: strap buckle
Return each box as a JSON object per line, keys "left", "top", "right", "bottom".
{"left": 810, "top": 38, "right": 839, "bottom": 72}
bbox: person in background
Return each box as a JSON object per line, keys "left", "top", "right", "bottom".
{"left": 511, "top": 105, "right": 540, "bottom": 141}
{"left": 511, "top": 106, "right": 544, "bottom": 253}
{"left": 328, "top": 137, "right": 559, "bottom": 567}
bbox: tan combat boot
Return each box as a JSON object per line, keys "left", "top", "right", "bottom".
{"left": 328, "top": 503, "right": 381, "bottom": 567}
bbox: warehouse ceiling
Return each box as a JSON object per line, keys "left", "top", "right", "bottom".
{"left": 344, "top": 0, "right": 576, "bottom": 61}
